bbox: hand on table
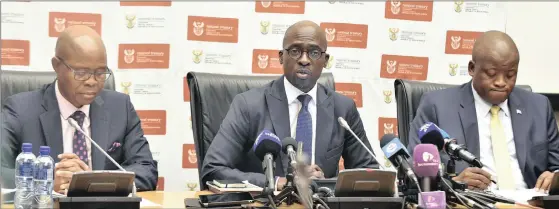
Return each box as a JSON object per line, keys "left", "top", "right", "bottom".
{"left": 452, "top": 167, "right": 492, "bottom": 190}
{"left": 534, "top": 171, "right": 554, "bottom": 193}
{"left": 306, "top": 164, "right": 325, "bottom": 180}
{"left": 54, "top": 153, "right": 91, "bottom": 194}
{"left": 277, "top": 165, "right": 325, "bottom": 191}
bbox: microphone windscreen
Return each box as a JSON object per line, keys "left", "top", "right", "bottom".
{"left": 281, "top": 137, "right": 297, "bottom": 154}
{"left": 381, "top": 136, "right": 410, "bottom": 160}
{"left": 413, "top": 144, "right": 441, "bottom": 178}
{"left": 379, "top": 134, "right": 398, "bottom": 147}
{"left": 252, "top": 130, "right": 281, "bottom": 161}
{"left": 417, "top": 122, "right": 445, "bottom": 150}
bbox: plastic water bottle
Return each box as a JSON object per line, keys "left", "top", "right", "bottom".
{"left": 15, "top": 143, "right": 36, "bottom": 209}
{"left": 33, "top": 146, "right": 54, "bottom": 209}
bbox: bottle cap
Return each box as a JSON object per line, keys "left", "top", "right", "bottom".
{"left": 22, "top": 143, "right": 32, "bottom": 153}
{"left": 39, "top": 146, "right": 50, "bottom": 155}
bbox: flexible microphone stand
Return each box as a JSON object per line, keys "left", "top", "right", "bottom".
{"left": 272, "top": 164, "right": 298, "bottom": 206}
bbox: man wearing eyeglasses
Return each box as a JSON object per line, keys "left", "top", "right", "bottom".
{"left": 201, "top": 20, "right": 378, "bottom": 190}
{"left": 1, "top": 25, "right": 158, "bottom": 193}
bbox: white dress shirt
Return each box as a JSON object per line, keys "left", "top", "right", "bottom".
{"left": 284, "top": 77, "right": 318, "bottom": 164}
{"left": 55, "top": 81, "right": 93, "bottom": 168}
{"left": 471, "top": 83, "right": 527, "bottom": 190}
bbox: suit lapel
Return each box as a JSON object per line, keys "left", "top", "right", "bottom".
{"left": 314, "top": 86, "right": 333, "bottom": 166}
{"left": 508, "top": 91, "right": 529, "bottom": 173}
{"left": 90, "top": 95, "right": 110, "bottom": 170}
{"left": 458, "top": 82, "right": 480, "bottom": 162}
{"left": 39, "top": 84, "right": 63, "bottom": 162}
{"left": 266, "top": 77, "right": 290, "bottom": 175}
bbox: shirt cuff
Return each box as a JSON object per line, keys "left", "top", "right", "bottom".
{"left": 274, "top": 176, "right": 280, "bottom": 191}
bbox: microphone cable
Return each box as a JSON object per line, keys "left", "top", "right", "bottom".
{"left": 441, "top": 177, "right": 474, "bottom": 209}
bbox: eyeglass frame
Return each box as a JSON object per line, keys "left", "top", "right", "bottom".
{"left": 281, "top": 46, "right": 327, "bottom": 61}
{"left": 55, "top": 56, "right": 112, "bottom": 81}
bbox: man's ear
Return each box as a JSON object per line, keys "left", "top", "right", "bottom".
{"left": 468, "top": 60, "right": 475, "bottom": 76}
{"left": 279, "top": 50, "right": 284, "bottom": 64}
{"left": 51, "top": 57, "right": 59, "bottom": 73}
{"left": 324, "top": 53, "right": 330, "bottom": 67}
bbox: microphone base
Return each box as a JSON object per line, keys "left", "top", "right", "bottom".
{"left": 320, "top": 196, "right": 403, "bottom": 209}
{"left": 54, "top": 196, "right": 142, "bottom": 209}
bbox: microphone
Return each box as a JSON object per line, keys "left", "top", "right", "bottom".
{"left": 252, "top": 130, "right": 282, "bottom": 192}
{"left": 337, "top": 117, "right": 385, "bottom": 169}
{"left": 413, "top": 144, "right": 446, "bottom": 209}
{"left": 380, "top": 134, "right": 420, "bottom": 191}
{"left": 417, "top": 122, "right": 483, "bottom": 168}
{"left": 67, "top": 118, "right": 137, "bottom": 196}
{"left": 281, "top": 137, "right": 298, "bottom": 168}
{"left": 413, "top": 144, "right": 440, "bottom": 192}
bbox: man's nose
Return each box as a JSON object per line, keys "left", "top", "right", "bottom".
{"left": 298, "top": 52, "right": 311, "bottom": 66}
{"left": 83, "top": 74, "right": 99, "bottom": 86}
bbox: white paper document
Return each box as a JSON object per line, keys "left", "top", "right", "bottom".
{"left": 140, "top": 198, "right": 161, "bottom": 207}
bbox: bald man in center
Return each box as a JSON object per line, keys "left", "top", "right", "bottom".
{"left": 1, "top": 25, "right": 158, "bottom": 193}
{"left": 201, "top": 20, "right": 378, "bottom": 190}
{"left": 408, "top": 30, "right": 559, "bottom": 192}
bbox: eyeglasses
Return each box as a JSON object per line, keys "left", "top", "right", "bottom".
{"left": 56, "top": 57, "right": 112, "bottom": 81}
{"left": 283, "top": 47, "right": 326, "bottom": 60}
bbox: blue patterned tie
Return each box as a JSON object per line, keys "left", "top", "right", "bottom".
{"left": 70, "top": 111, "right": 89, "bottom": 165}
{"left": 296, "top": 94, "right": 313, "bottom": 163}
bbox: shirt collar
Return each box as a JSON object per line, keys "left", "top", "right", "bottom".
{"left": 55, "top": 80, "right": 90, "bottom": 120}
{"left": 283, "top": 77, "right": 318, "bottom": 105}
{"left": 471, "top": 82, "right": 509, "bottom": 117}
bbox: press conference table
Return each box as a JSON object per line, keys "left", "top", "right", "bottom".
{"left": 1, "top": 191, "right": 531, "bottom": 208}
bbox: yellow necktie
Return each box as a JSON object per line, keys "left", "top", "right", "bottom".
{"left": 490, "top": 106, "right": 515, "bottom": 190}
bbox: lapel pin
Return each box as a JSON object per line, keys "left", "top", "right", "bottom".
{"left": 516, "top": 109, "right": 522, "bottom": 115}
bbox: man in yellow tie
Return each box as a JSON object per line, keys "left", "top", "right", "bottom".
{"left": 407, "top": 30, "right": 559, "bottom": 192}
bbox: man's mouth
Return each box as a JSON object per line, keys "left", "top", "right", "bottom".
{"left": 296, "top": 69, "right": 311, "bottom": 79}
{"left": 81, "top": 92, "right": 97, "bottom": 99}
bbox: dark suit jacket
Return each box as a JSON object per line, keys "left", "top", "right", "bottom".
{"left": 408, "top": 81, "right": 559, "bottom": 188}
{"left": 1, "top": 82, "right": 158, "bottom": 191}
{"left": 201, "top": 76, "right": 378, "bottom": 187}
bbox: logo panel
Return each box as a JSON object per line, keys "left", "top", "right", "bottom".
{"left": 118, "top": 44, "right": 170, "bottom": 69}
{"left": 255, "top": 1, "right": 305, "bottom": 14}
{"left": 1, "top": 40, "right": 30, "bottom": 66}
{"left": 120, "top": 1, "right": 171, "bottom": 6}
{"left": 187, "top": 16, "right": 239, "bottom": 43}
{"left": 335, "top": 83, "right": 363, "bottom": 108}
{"left": 384, "top": 1, "right": 433, "bottom": 22}
{"left": 378, "top": 117, "right": 398, "bottom": 140}
{"left": 137, "top": 110, "right": 167, "bottom": 135}
{"left": 445, "top": 30, "right": 482, "bottom": 55}
{"left": 49, "top": 12, "right": 101, "bottom": 37}
{"left": 380, "top": 54, "right": 429, "bottom": 81}
{"left": 182, "top": 144, "right": 198, "bottom": 169}
{"left": 252, "top": 49, "right": 282, "bottom": 74}
{"left": 320, "top": 22, "right": 368, "bottom": 49}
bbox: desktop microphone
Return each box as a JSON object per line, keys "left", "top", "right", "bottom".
{"left": 413, "top": 144, "right": 440, "bottom": 192}
{"left": 67, "top": 118, "right": 137, "bottom": 196}
{"left": 413, "top": 144, "right": 446, "bottom": 209}
{"left": 252, "top": 130, "right": 282, "bottom": 192}
{"left": 337, "top": 117, "right": 385, "bottom": 169}
{"left": 380, "top": 134, "right": 420, "bottom": 191}
{"left": 281, "top": 137, "right": 298, "bottom": 168}
{"left": 418, "top": 122, "right": 483, "bottom": 168}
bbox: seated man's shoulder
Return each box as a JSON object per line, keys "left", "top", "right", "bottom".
{"left": 231, "top": 81, "right": 272, "bottom": 104}
{"left": 417, "top": 85, "right": 464, "bottom": 106}
{"left": 3, "top": 87, "right": 46, "bottom": 110}
{"left": 513, "top": 87, "right": 550, "bottom": 107}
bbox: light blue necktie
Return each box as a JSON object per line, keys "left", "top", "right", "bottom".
{"left": 295, "top": 94, "right": 313, "bottom": 162}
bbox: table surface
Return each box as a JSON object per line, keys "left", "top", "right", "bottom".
{"left": 1, "top": 191, "right": 532, "bottom": 209}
